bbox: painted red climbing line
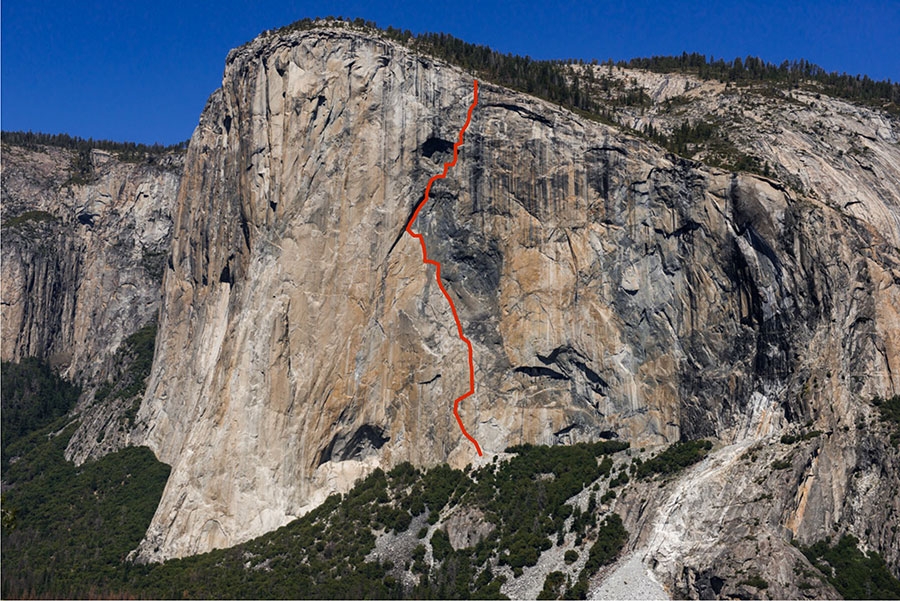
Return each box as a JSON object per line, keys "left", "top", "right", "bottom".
{"left": 406, "top": 80, "right": 483, "bottom": 456}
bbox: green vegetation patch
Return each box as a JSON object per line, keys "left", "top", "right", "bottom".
{"left": 780, "top": 430, "right": 823, "bottom": 445}
{"left": 621, "top": 53, "right": 900, "bottom": 114}
{"left": 563, "top": 513, "right": 628, "bottom": 599}
{"left": 636, "top": 440, "right": 713, "bottom": 479}
{"left": 1, "top": 210, "right": 58, "bottom": 229}
{"left": 643, "top": 117, "right": 771, "bottom": 176}
{"left": 800, "top": 535, "right": 900, "bottom": 599}
{"left": 538, "top": 571, "right": 567, "bottom": 600}
{"left": 771, "top": 459, "right": 793, "bottom": 470}
{"left": 1, "top": 130, "right": 188, "bottom": 159}
{"left": 66, "top": 147, "right": 96, "bottom": 184}
{"left": 140, "top": 249, "right": 169, "bottom": 282}
{"left": 465, "top": 440, "right": 627, "bottom": 570}
{"left": 738, "top": 574, "right": 769, "bottom": 589}
{"left": 1, "top": 357, "right": 81, "bottom": 467}
{"left": 872, "top": 395, "right": 900, "bottom": 445}
{"left": 94, "top": 321, "right": 158, "bottom": 426}
{"left": 3, "top": 375, "right": 633, "bottom": 600}
{"left": 1, "top": 421, "right": 170, "bottom": 599}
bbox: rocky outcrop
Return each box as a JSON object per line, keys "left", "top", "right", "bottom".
{"left": 133, "top": 21, "right": 900, "bottom": 584}
{"left": 608, "top": 420, "right": 900, "bottom": 598}
{"left": 1, "top": 145, "right": 181, "bottom": 462}
{"left": 596, "top": 65, "right": 900, "bottom": 246}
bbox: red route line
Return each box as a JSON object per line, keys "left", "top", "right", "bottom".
{"left": 405, "top": 79, "right": 483, "bottom": 457}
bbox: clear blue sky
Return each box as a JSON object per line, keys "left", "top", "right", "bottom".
{"left": 2, "top": 0, "right": 898, "bottom": 145}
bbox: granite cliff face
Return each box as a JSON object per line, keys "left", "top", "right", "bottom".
{"left": 1, "top": 145, "right": 181, "bottom": 462}
{"left": 130, "top": 23, "right": 900, "bottom": 593}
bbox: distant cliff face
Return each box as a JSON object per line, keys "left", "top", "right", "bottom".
{"left": 132, "top": 22, "right": 900, "bottom": 582}
{"left": 1, "top": 145, "right": 182, "bottom": 462}
{"left": 596, "top": 66, "right": 900, "bottom": 248}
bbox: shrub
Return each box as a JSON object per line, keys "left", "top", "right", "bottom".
{"left": 2, "top": 210, "right": 57, "bottom": 229}
{"left": 872, "top": 395, "right": 900, "bottom": 445}
{"left": 3, "top": 397, "right": 636, "bottom": 600}
{"left": 430, "top": 529, "right": 452, "bottom": 562}
{"left": 538, "top": 571, "right": 567, "bottom": 599}
{"left": 609, "top": 471, "right": 630, "bottom": 488}
{"left": 636, "top": 440, "right": 712, "bottom": 479}
{"left": 780, "top": 430, "right": 822, "bottom": 444}
{"left": 739, "top": 574, "right": 769, "bottom": 589}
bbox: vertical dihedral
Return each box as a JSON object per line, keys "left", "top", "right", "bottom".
{"left": 405, "top": 79, "right": 483, "bottom": 456}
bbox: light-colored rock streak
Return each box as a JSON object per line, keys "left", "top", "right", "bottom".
{"left": 644, "top": 438, "right": 758, "bottom": 580}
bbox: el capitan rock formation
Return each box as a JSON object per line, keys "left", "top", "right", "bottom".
{"left": 128, "top": 24, "right": 900, "bottom": 585}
